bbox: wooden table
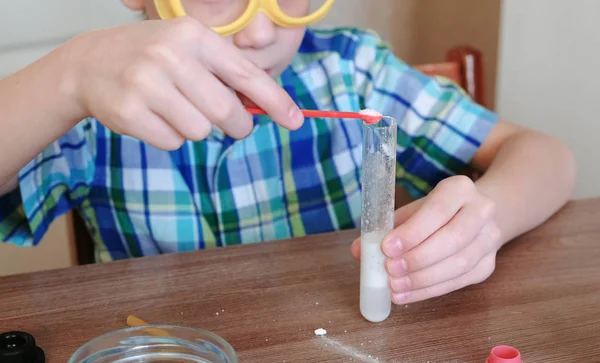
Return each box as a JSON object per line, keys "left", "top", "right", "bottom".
{"left": 1, "top": 199, "right": 600, "bottom": 362}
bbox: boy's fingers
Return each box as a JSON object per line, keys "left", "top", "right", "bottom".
{"left": 351, "top": 199, "right": 422, "bottom": 261}
{"left": 200, "top": 39, "right": 303, "bottom": 130}
{"left": 393, "top": 198, "right": 424, "bottom": 226}
{"left": 391, "top": 252, "right": 496, "bottom": 305}
{"left": 118, "top": 107, "right": 184, "bottom": 151}
{"left": 382, "top": 176, "right": 476, "bottom": 258}
{"left": 394, "top": 197, "right": 494, "bottom": 274}
{"left": 173, "top": 58, "right": 253, "bottom": 139}
{"left": 388, "top": 229, "right": 489, "bottom": 290}
{"left": 220, "top": 61, "right": 303, "bottom": 130}
{"left": 142, "top": 70, "right": 212, "bottom": 141}
{"left": 350, "top": 238, "right": 360, "bottom": 260}
{"left": 236, "top": 92, "right": 258, "bottom": 108}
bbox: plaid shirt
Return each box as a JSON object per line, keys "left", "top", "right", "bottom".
{"left": 0, "top": 28, "right": 498, "bottom": 262}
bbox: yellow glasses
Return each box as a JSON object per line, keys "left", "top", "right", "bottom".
{"left": 154, "top": 0, "right": 336, "bottom": 37}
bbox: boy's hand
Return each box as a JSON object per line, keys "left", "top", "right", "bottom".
{"left": 67, "top": 17, "right": 303, "bottom": 150}
{"left": 350, "top": 175, "right": 502, "bottom": 304}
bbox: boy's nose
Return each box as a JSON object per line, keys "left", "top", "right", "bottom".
{"left": 233, "top": 11, "right": 277, "bottom": 49}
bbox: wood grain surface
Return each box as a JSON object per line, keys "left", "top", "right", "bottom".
{"left": 1, "top": 199, "right": 599, "bottom": 362}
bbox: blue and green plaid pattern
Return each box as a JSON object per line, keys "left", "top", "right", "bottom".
{"left": 0, "top": 28, "right": 498, "bottom": 262}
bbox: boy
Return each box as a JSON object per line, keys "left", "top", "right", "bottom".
{"left": 0, "top": 0, "right": 575, "bottom": 305}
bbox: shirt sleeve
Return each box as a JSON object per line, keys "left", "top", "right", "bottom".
{"left": 0, "top": 118, "right": 97, "bottom": 246}
{"left": 353, "top": 31, "right": 499, "bottom": 198}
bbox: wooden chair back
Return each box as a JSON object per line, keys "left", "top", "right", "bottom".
{"left": 414, "top": 46, "right": 486, "bottom": 107}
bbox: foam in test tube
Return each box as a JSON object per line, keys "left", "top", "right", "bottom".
{"left": 360, "top": 115, "right": 397, "bottom": 323}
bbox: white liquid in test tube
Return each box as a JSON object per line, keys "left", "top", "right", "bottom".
{"left": 359, "top": 115, "right": 397, "bottom": 323}
{"left": 361, "top": 231, "right": 392, "bottom": 322}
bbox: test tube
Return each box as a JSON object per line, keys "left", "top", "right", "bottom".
{"left": 360, "top": 116, "right": 397, "bottom": 323}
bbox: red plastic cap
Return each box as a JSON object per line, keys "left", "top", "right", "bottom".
{"left": 487, "top": 345, "right": 522, "bottom": 363}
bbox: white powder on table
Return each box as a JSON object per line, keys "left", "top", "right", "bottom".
{"left": 314, "top": 328, "right": 327, "bottom": 336}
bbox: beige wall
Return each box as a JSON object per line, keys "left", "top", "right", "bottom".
{"left": 0, "top": 214, "right": 75, "bottom": 276}
{"left": 496, "top": 0, "right": 600, "bottom": 198}
{"left": 0, "top": 1, "right": 502, "bottom": 275}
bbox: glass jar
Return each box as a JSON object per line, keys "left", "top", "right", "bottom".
{"left": 69, "top": 325, "right": 238, "bottom": 363}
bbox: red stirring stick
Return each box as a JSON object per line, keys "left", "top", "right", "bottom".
{"left": 245, "top": 107, "right": 383, "bottom": 125}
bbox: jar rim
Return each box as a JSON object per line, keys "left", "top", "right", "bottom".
{"left": 69, "top": 324, "right": 237, "bottom": 363}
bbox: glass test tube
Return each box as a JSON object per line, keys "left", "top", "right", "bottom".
{"left": 360, "top": 116, "right": 397, "bottom": 323}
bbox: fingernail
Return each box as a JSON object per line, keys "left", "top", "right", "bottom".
{"left": 388, "top": 258, "right": 408, "bottom": 276}
{"left": 393, "top": 292, "right": 411, "bottom": 304}
{"left": 382, "top": 238, "right": 403, "bottom": 257}
{"left": 289, "top": 105, "right": 303, "bottom": 125}
{"left": 390, "top": 276, "right": 412, "bottom": 293}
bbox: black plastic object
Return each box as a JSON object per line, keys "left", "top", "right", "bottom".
{"left": 0, "top": 331, "right": 45, "bottom": 363}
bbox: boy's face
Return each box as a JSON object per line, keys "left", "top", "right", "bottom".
{"left": 128, "top": 0, "right": 309, "bottom": 78}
